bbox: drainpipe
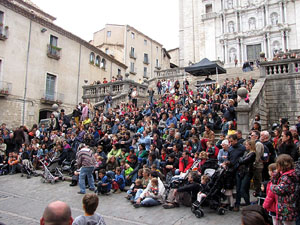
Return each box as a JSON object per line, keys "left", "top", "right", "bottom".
{"left": 76, "top": 44, "right": 82, "bottom": 104}
{"left": 110, "top": 61, "right": 113, "bottom": 80}
{"left": 22, "top": 20, "right": 32, "bottom": 125}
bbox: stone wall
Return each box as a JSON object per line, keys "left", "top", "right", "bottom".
{"left": 265, "top": 73, "right": 300, "bottom": 126}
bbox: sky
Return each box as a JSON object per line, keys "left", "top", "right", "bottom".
{"left": 31, "top": 0, "right": 179, "bottom": 50}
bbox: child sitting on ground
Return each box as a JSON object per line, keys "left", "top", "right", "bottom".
{"left": 126, "top": 179, "right": 143, "bottom": 201}
{"left": 96, "top": 169, "right": 112, "bottom": 195}
{"left": 72, "top": 193, "right": 106, "bottom": 225}
{"left": 112, "top": 167, "right": 125, "bottom": 193}
{"left": 124, "top": 163, "right": 134, "bottom": 185}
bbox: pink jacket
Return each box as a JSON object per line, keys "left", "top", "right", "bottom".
{"left": 263, "top": 181, "right": 276, "bottom": 213}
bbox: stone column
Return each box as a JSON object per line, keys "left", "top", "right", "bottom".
{"left": 281, "top": 31, "right": 285, "bottom": 51}
{"left": 236, "top": 105, "right": 251, "bottom": 138}
{"left": 224, "top": 41, "right": 228, "bottom": 64}
{"left": 236, "top": 38, "right": 240, "bottom": 64}
{"left": 279, "top": 2, "right": 283, "bottom": 24}
{"left": 267, "top": 33, "right": 272, "bottom": 58}
{"left": 286, "top": 31, "right": 289, "bottom": 49}
{"left": 235, "top": 12, "right": 238, "bottom": 32}
{"left": 283, "top": 2, "right": 287, "bottom": 23}
{"left": 239, "top": 13, "right": 242, "bottom": 32}
{"left": 265, "top": 5, "right": 269, "bottom": 25}
{"left": 240, "top": 38, "right": 244, "bottom": 62}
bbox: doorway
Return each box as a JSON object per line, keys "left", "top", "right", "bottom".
{"left": 246, "top": 44, "right": 261, "bottom": 61}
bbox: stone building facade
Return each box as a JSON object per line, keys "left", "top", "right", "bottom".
{"left": 91, "top": 24, "right": 171, "bottom": 81}
{"left": 179, "top": 0, "right": 300, "bottom": 67}
{"left": 0, "top": 0, "right": 127, "bottom": 129}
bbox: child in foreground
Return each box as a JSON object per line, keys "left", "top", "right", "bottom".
{"left": 72, "top": 193, "right": 106, "bottom": 225}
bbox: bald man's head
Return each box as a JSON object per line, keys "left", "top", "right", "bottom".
{"left": 40, "top": 201, "right": 73, "bottom": 225}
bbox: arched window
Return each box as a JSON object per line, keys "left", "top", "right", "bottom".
{"left": 89, "top": 52, "right": 95, "bottom": 64}
{"left": 248, "top": 17, "right": 256, "bottom": 30}
{"left": 228, "top": 21, "right": 235, "bottom": 33}
{"left": 95, "top": 55, "right": 100, "bottom": 67}
{"left": 100, "top": 58, "right": 106, "bottom": 69}
{"left": 270, "top": 12, "right": 278, "bottom": 25}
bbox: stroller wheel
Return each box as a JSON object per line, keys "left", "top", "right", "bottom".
{"left": 51, "top": 180, "right": 55, "bottom": 185}
{"left": 191, "top": 205, "right": 196, "bottom": 213}
{"left": 20, "top": 174, "right": 24, "bottom": 177}
{"left": 195, "top": 209, "right": 204, "bottom": 218}
{"left": 217, "top": 207, "right": 226, "bottom": 215}
{"left": 27, "top": 175, "right": 31, "bottom": 179}
{"left": 41, "top": 178, "right": 46, "bottom": 183}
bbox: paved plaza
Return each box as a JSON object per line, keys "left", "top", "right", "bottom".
{"left": 0, "top": 174, "right": 242, "bottom": 225}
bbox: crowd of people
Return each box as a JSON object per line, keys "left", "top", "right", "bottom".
{"left": 0, "top": 76, "right": 300, "bottom": 225}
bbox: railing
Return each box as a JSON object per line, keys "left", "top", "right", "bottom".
{"left": 0, "top": 81, "right": 12, "bottom": 96}
{"left": 82, "top": 80, "right": 148, "bottom": 104}
{"left": 47, "top": 44, "right": 61, "bottom": 60}
{"left": 201, "top": 12, "right": 218, "bottom": 21}
{"left": 40, "top": 90, "right": 64, "bottom": 104}
{"left": 260, "top": 58, "right": 300, "bottom": 76}
{"left": 155, "top": 67, "right": 186, "bottom": 77}
{"left": 0, "top": 24, "right": 9, "bottom": 40}
{"left": 129, "top": 52, "right": 136, "bottom": 59}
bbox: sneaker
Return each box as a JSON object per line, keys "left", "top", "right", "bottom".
{"left": 163, "top": 203, "right": 176, "bottom": 209}
{"left": 133, "top": 203, "right": 141, "bottom": 208}
{"left": 233, "top": 206, "right": 240, "bottom": 212}
{"left": 77, "top": 191, "right": 85, "bottom": 194}
{"left": 89, "top": 188, "right": 95, "bottom": 191}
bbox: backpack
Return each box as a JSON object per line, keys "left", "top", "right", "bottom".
{"left": 261, "top": 143, "right": 270, "bottom": 162}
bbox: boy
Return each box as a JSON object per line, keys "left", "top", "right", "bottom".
{"left": 96, "top": 169, "right": 112, "bottom": 195}
{"left": 72, "top": 193, "right": 106, "bottom": 225}
{"left": 112, "top": 167, "right": 125, "bottom": 193}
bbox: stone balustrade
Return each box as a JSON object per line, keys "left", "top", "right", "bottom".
{"left": 82, "top": 80, "right": 148, "bottom": 105}
{"left": 260, "top": 58, "right": 300, "bottom": 77}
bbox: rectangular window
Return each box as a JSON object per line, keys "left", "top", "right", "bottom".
{"left": 118, "top": 69, "right": 121, "bottom": 75}
{"left": 156, "top": 59, "right": 159, "bottom": 67}
{"left": 107, "top": 31, "right": 111, "bottom": 37}
{"left": 105, "top": 48, "right": 109, "bottom": 54}
{"left": 130, "top": 62, "right": 135, "bottom": 72}
{"left": 206, "top": 4, "right": 213, "bottom": 13}
{"left": 131, "top": 32, "right": 135, "bottom": 39}
{"left": 130, "top": 47, "right": 135, "bottom": 58}
{"left": 144, "top": 39, "right": 147, "bottom": 45}
{"left": 45, "top": 73, "right": 56, "bottom": 101}
{"left": 144, "top": 53, "right": 149, "bottom": 64}
{"left": 0, "top": 59, "right": 2, "bottom": 79}
{"left": 144, "top": 67, "right": 147, "bottom": 77}
{"left": 156, "top": 46, "right": 159, "bottom": 53}
{"left": 50, "top": 35, "right": 58, "bottom": 47}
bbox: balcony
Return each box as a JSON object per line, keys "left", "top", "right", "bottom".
{"left": 0, "top": 24, "right": 9, "bottom": 41}
{"left": 0, "top": 81, "right": 12, "bottom": 96}
{"left": 47, "top": 44, "right": 61, "bottom": 60}
{"left": 129, "top": 52, "right": 136, "bottom": 59}
{"left": 130, "top": 67, "right": 137, "bottom": 75}
{"left": 143, "top": 60, "right": 149, "bottom": 65}
{"left": 155, "top": 65, "right": 161, "bottom": 70}
{"left": 201, "top": 12, "right": 218, "bottom": 21}
{"left": 40, "top": 91, "right": 64, "bottom": 105}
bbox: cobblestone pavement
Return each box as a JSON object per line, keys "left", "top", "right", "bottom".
{"left": 0, "top": 174, "right": 242, "bottom": 225}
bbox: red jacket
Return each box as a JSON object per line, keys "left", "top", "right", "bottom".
{"left": 263, "top": 181, "right": 276, "bottom": 213}
{"left": 179, "top": 156, "right": 194, "bottom": 173}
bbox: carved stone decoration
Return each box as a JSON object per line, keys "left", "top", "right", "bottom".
{"left": 270, "top": 12, "right": 279, "bottom": 25}
{"left": 227, "top": 0, "right": 233, "bottom": 9}
{"left": 228, "top": 21, "right": 235, "bottom": 33}
{"left": 249, "top": 17, "right": 256, "bottom": 30}
{"left": 272, "top": 40, "right": 281, "bottom": 56}
{"left": 229, "top": 47, "right": 237, "bottom": 63}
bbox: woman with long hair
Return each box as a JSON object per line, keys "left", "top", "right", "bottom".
{"left": 278, "top": 130, "right": 299, "bottom": 161}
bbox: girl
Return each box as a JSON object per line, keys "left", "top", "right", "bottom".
{"left": 271, "top": 154, "right": 298, "bottom": 225}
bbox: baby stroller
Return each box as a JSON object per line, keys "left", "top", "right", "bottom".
{"left": 61, "top": 159, "right": 77, "bottom": 176}
{"left": 0, "top": 163, "right": 8, "bottom": 175}
{"left": 191, "top": 167, "right": 227, "bottom": 218}
{"left": 20, "top": 159, "right": 36, "bottom": 179}
{"left": 40, "top": 159, "right": 64, "bottom": 184}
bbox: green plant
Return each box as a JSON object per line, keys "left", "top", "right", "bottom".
{"left": 89, "top": 60, "right": 94, "bottom": 64}
{"left": 50, "top": 45, "right": 61, "bottom": 51}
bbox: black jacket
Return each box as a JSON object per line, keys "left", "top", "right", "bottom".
{"left": 237, "top": 151, "right": 256, "bottom": 177}
{"left": 228, "top": 143, "right": 246, "bottom": 170}
{"left": 278, "top": 142, "right": 299, "bottom": 162}
{"left": 177, "top": 182, "right": 201, "bottom": 202}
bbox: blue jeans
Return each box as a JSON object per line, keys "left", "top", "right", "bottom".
{"left": 134, "top": 189, "right": 144, "bottom": 202}
{"left": 141, "top": 197, "right": 160, "bottom": 206}
{"left": 79, "top": 167, "right": 95, "bottom": 193}
{"left": 235, "top": 173, "right": 251, "bottom": 206}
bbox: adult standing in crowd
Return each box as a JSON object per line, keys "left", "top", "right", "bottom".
{"left": 77, "top": 144, "right": 96, "bottom": 194}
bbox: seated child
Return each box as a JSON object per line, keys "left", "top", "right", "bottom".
{"left": 196, "top": 175, "right": 210, "bottom": 204}
{"left": 124, "top": 163, "right": 134, "bottom": 185}
{"left": 126, "top": 178, "right": 143, "bottom": 201}
{"left": 8, "top": 152, "right": 21, "bottom": 174}
{"left": 72, "top": 193, "right": 106, "bottom": 225}
{"left": 96, "top": 169, "right": 112, "bottom": 195}
{"left": 112, "top": 167, "right": 125, "bottom": 193}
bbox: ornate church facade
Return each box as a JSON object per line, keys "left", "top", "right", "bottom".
{"left": 179, "top": 0, "right": 300, "bottom": 67}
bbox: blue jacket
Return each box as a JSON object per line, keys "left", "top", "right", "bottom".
{"left": 166, "top": 117, "right": 177, "bottom": 128}
{"left": 115, "top": 174, "right": 125, "bottom": 190}
{"left": 101, "top": 175, "right": 112, "bottom": 191}
{"left": 138, "top": 135, "right": 151, "bottom": 151}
